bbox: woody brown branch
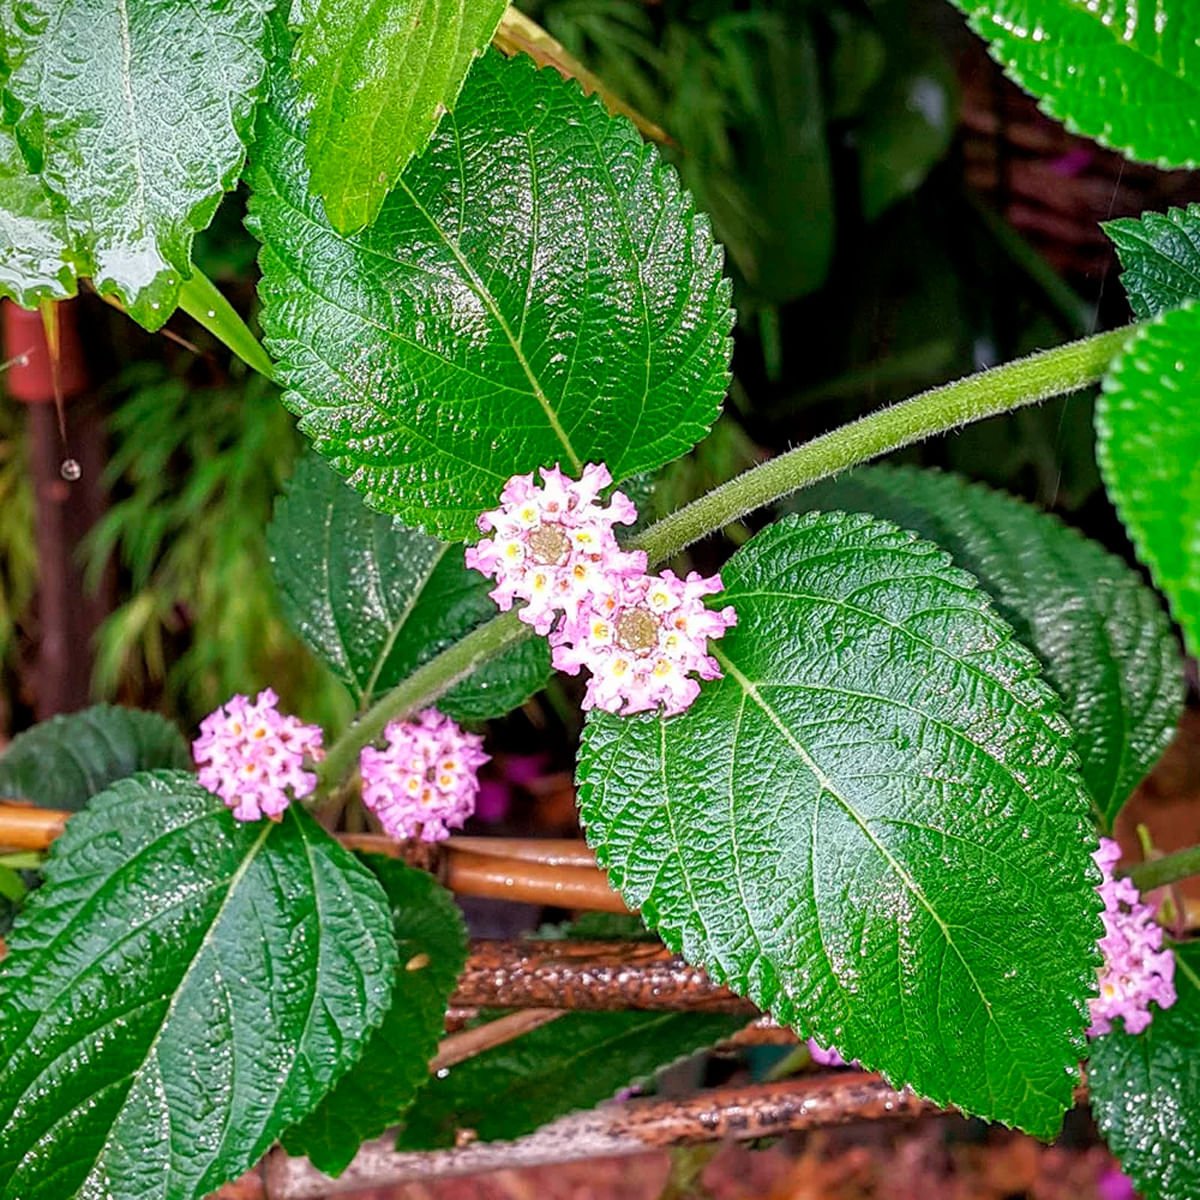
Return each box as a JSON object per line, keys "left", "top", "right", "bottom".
{"left": 217, "top": 1073, "right": 946, "bottom": 1199}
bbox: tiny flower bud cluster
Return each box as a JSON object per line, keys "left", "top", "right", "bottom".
{"left": 359, "top": 709, "right": 489, "bottom": 842}
{"left": 806, "top": 1039, "right": 850, "bottom": 1068}
{"left": 1088, "top": 838, "right": 1176, "bottom": 1038}
{"left": 193, "top": 688, "right": 324, "bottom": 822}
{"left": 467, "top": 463, "right": 736, "bottom": 717}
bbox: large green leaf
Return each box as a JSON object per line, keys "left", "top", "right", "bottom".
{"left": 0, "top": 124, "right": 76, "bottom": 307}
{"left": 0, "top": 0, "right": 273, "bottom": 328}
{"left": 1090, "top": 943, "right": 1200, "bottom": 1200}
{"left": 268, "top": 453, "right": 550, "bottom": 719}
{"left": 1106, "top": 204, "right": 1200, "bottom": 319}
{"left": 1097, "top": 302, "right": 1200, "bottom": 657}
{"left": 248, "top": 49, "right": 733, "bottom": 541}
{"left": 282, "top": 857, "right": 467, "bottom": 1177}
{"left": 295, "top": 0, "right": 507, "bottom": 234}
{"left": 948, "top": 0, "right": 1200, "bottom": 168}
{"left": 577, "top": 511, "right": 1102, "bottom": 1137}
{"left": 0, "top": 705, "right": 191, "bottom": 811}
{"left": 0, "top": 772, "right": 396, "bottom": 1200}
{"left": 799, "top": 467, "right": 1182, "bottom": 830}
{"left": 396, "top": 1008, "right": 745, "bottom": 1150}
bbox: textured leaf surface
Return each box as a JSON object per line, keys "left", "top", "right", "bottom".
{"left": 1098, "top": 303, "right": 1200, "bottom": 658}
{"left": 283, "top": 857, "right": 467, "bottom": 1177}
{"left": 0, "top": 0, "right": 272, "bottom": 328}
{"left": 800, "top": 467, "right": 1182, "bottom": 830}
{"left": 396, "top": 1009, "right": 744, "bottom": 1150}
{"left": 577, "top": 511, "right": 1102, "bottom": 1136}
{"left": 948, "top": 0, "right": 1200, "bottom": 168}
{"left": 1106, "top": 204, "right": 1200, "bottom": 319}
{"left": 0, "top": 124, "right": 76, "bottom": 306}
{"left": 0, "top": 773, "right": 396, "bottom": 1200}
{"left": 0, "top": 704, "right": 191, "bottom": 811}
{"left": 1090, "top": 943, "right": 1200, "bottom": 1200}
{"left": 295, "top": 0, "right": 507, "bottom": 233}
{"left": 269, "top": 454, "right": 550, "bottom": 719}
{"left": 248, "top": 50, "right": 733, "bottom": 540}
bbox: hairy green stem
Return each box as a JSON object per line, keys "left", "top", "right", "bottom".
{"left": 1128, "top": 845, "right": 1200, "bottom": 893}
{"left": 629, "top": 326, "right": 1133, "bottom": 563}
{"left": 315, "top": 610, "right": 529, "bottom": 794}
{"left": 177, "top": 269, "right": 277, "bottom": 382}
{"left": 317, "top": 324, "right": 1134, "bottom": 793}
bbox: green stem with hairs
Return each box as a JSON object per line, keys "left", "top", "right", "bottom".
{"left": 1128, "top": 845, "right": 1200, "bottom": 893}
{"left": 316, "top": 324, "right": 1135, "bottom": 795}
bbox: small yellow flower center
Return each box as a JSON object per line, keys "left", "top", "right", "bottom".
{"left": 615, "top": 608, "right": 660, "bottom": 652}
{"left": 527, "top": 524, "right": 571, "bottom": 565}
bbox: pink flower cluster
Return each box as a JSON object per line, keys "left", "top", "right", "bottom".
{"left": 359, "top": 709, "right": 489, "bottom": 842}
{"left": 1088, "top": 838, "right": 1176, "bottom": 1037}
{"left": 466, "top": 463, "right": 736, "bottom": 717}
{"left": 193, "top": 688, "right": 324, "bottom": 822}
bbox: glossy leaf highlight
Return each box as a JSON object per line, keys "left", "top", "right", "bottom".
{"left": 1097, "top": 303, "right": 1200, "bottom": 658}
{"left": 948, "top": 0, "right": 1200, "bottom": 168}
{"left": 295, "top": 0, "right": 507, "bottom": 233}
{"left": 396, "top": 1009, "right": 744, "bottom": 1149}
{"left": 283, "top": 857, "right": 467, "bottom": 1177}
{"left": 0, "top": 0, "right": 273, "bottom": 328}
{"left": 0, "top": 773, "right": 396, "bottom": 1200}
{"left": 577, "top": 511, "right": 1102, "bottom": 1136}
{"left": 249, "top": 50, "right": 733, "bottom": 540}
{"left": 1106, "top": 204, "right": 1200, "bottom": 318}
{"left": 268, "top": 453, "right": 550, "bottom": 719}
{"left": 0, "top": 704, "right": 191, "bottom": 810}
{"left": 1089, "top": 943, "right": 1200, "bottom": 1200}
{"left": 800, "top": 467, "right": 1182, "bottom": 830}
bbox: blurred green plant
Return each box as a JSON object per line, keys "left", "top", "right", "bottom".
{"left": 83, "top": 366, "right": 350, "bottom": 731}
{"left": 0, "top": 396, "right": 35, "bottom": 698}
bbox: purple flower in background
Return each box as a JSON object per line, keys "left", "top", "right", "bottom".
{"left": 1088, "top": 838, "right": 1176, "bottom": 1037}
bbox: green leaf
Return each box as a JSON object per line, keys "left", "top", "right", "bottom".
{"left": 0, "top": 124, "right": 77, "bottom": 307}
{"left": 0, "top": 0, "right": 273, "bottom": 328}
{"left": 248, "top": 49, "right": 733, "bottom": 541}
{"left": 295, "top": 0, "right": 507, "bottom": 234}
{"left": 282, "top": 857, "right": 467, "bottom": 1177}
{"left": 947, "top": 0, "right": 1200, "bottom": 168}
{"left": 1106, "top": 204, "right": 1200, "bottom": 319}
{"left": 0, "top": 772, "right": 396, "bottom": 1200}
{"left": 1089, "top": 943, "right": 1200, "bottom": 1200}
{"left": 577, "top": 511, "right": 1102, "bottom": 1137}
{"left": 396, "top": 1008, "right": 745, "bottom": 1150}
{"left": 798, "top": 467, "right": 1182, "bottom": 831}
{"left": 0, "top": 704, "right": 191, "bottom": 810}
{"left": 1098, "top": 302, "right": 1200, "bottom": 658}
{"left": 268, "top": 453, "right": 550, "bottom": 719}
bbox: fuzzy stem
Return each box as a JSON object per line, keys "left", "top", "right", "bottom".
{"left": 1127, "top": 844, "right": 1200, "bottom": 893}
{"left": 316, "top": 325, "right": 1135, "bottom": 793}
{"left": 630, "top": 325, "right": 1133, "bottom": 563}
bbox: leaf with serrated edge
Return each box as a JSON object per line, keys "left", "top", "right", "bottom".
{"left": 283, "top": 857, "right": 467, "bottom": 1177}
{"left": 296, "top": 0, "right": 507, "bottom": 234}
{"left": 1090, "top": 943, "right": 1200, "bottom": 1200}
{"left": 1098, "top": 302, "right": 1200, "bottom": 659}
{"left": 247, "top": 49, "right": 733, "bottom": 541}
{"left": 1106, "top": 204, "right": 1200, "bottom": 319}
{"left": 799, "top": 467, "right": 1182, "bottom": 831}
{"left": 269, "top": 453, "right": 550, "bottom": 719}
{"left": 577, "top": 511, "right": 1102, "bottom": 1137}
{"left": 0, "top": 124, "right": 77, "bottom": 307}
{"left": 0, "top": 704, "right": 192, "bottom": 811}
{"left": 0, "top": 772, "right": 396, "bottom": 1200}
{"left": 947, "top": 0, "right": 1200, "bottom": 168}
{"left": 0, "top": 0, "right": 273, "bottom": 328}
{"left": 396, "top": 1008, "right": 745, "bottom": 1150}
